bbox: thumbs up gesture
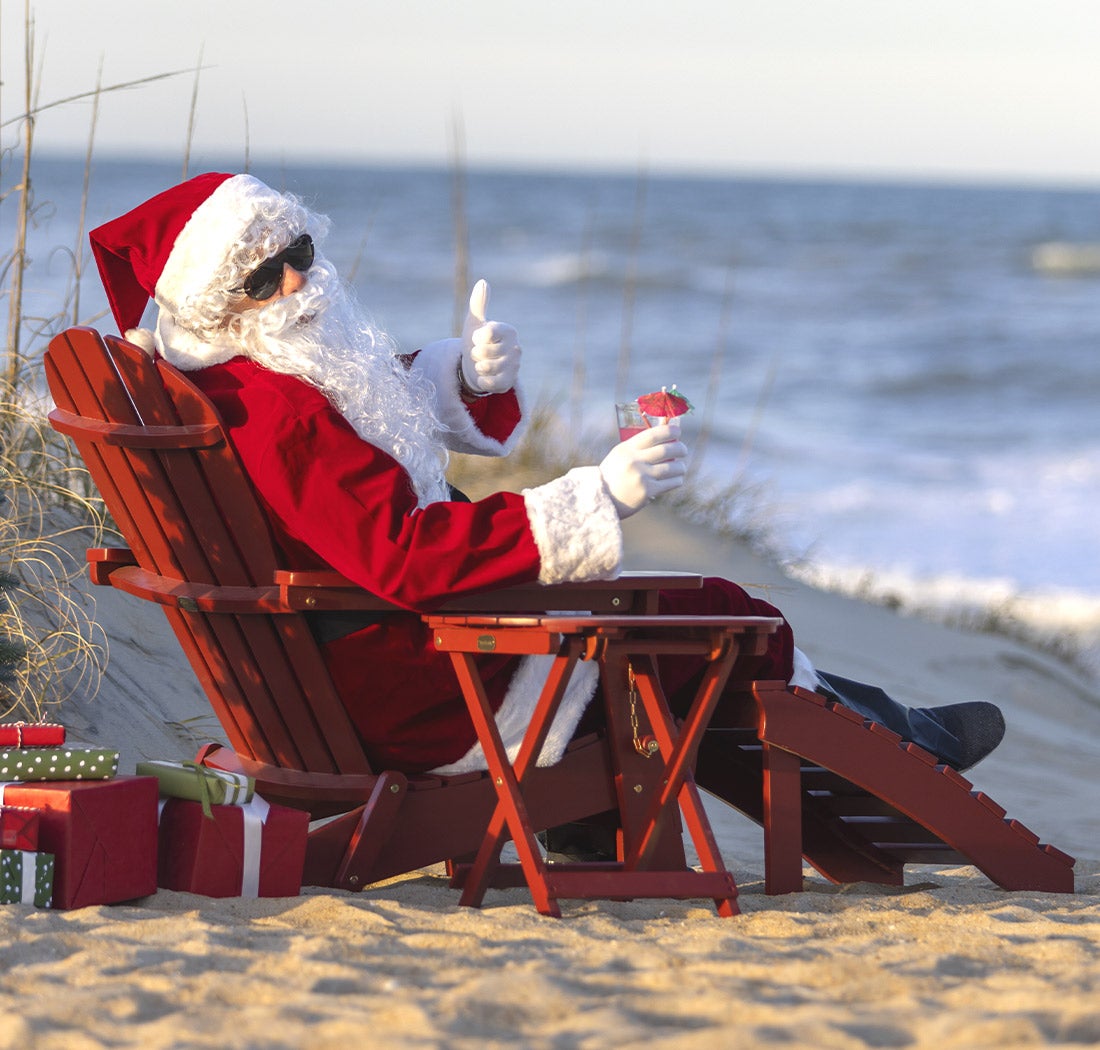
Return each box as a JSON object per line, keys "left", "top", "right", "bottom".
{"left": 459, "top": 279, "right": 522, "bottom": 396}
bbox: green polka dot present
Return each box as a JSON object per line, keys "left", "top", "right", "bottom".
{"left": 0, "top": 848, "right": 55, "bottom": 907}
{"left": 0, "top": 746, "right": 119, "bottom": 781}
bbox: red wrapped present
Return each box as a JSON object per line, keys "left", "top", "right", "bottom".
{"left": 0, "top": 722, "right": 66, "bottom": 747}
{"left": 0, "top": 805, "right": 39, "bottom": 851}
{"left": 0, "top": 777, "right": 158, "bottom": 909}
{"left": 156, "top": 796, "right": 309, "bottom": 898}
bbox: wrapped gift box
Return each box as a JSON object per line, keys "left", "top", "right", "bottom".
{"left": 0, "top": 745, "right": 118, "bottom": 781}
{"left": 0, "top": 777, "right": 158, "bottom": 909}
{"left": 1, "top": 805, "right": 39, "bottom": 851}
{"left": 156, "top": 797, "right": 309, "bottom": 898}
{"left": 1, "top": 849, "right": 55, "bottom": 907}
{"left": 0, "top": 722, "right": 66, "bottom": 747}
{"left": 136, "top": 760, "right": 254, "bottom": 810}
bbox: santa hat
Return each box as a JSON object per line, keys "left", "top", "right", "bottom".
{"left": 89, "top": 172, "right": 296, "bottom": 335}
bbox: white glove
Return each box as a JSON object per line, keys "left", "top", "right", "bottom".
{"left": 599, "top": 422, "right": 688, "bottom": 519}
{"left": 460, "top": 279, "right": 521, "bottom": 395}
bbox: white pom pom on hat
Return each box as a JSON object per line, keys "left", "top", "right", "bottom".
{"left": 122, "top": 328, "right": 157, "bottom": 356}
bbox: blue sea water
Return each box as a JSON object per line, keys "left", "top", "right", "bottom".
{"left": 11, "top": 156, "right": 1100, "bottom": 670}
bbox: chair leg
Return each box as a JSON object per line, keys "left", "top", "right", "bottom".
{"left": 762, "top": 743, "right": 804, "bottom": 895}
{"left": 334, "top": 771, "right": 408, "bottom": 891}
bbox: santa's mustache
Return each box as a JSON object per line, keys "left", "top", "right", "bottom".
{"left": 229, "top": 261, "right": 340, "bottom": 344}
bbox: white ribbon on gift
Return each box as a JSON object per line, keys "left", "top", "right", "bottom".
{"left": 238, "top": 795, "right": 270, "bottom": 898}
{"left": 19, "top": 849, "right": 36, "bottom": 904}
{"left": 216, "top": 770, "right": 253, "bottom": 806}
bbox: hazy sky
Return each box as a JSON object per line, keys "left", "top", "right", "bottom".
{"left": 4, "top": 0, "right": 1100, "bottom": 185}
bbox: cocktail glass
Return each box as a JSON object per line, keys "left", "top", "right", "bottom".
{"left": 615, "top": 401, "right": 650, "bottom": 441}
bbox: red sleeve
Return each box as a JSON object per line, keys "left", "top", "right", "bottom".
{"left": 202, "top": 364, "right": 542, "bottom": 611}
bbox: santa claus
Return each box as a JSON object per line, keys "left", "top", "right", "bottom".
{"left": 88, "top": 172, "right": 1004, "bottom": 780}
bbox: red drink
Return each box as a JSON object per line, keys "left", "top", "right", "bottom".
{"left": 615, "top": 402, "right": 650, "bottom": 441}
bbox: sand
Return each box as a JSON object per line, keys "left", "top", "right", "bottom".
{"left": 2, "top": 507, "right": 1098, "bottom": 1049}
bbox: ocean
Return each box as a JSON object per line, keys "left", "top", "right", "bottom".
{"left": 11, "top": 155, "right": 1100, "bottom": 674}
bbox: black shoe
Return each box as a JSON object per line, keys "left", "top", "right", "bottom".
{"left": 815, "top": 671, "right": 1005, "bottom": 772}
{"left": 916, "top": 701, "right": 1006, "bottom": 772}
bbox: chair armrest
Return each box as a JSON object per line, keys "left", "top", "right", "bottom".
{"left": 96, "top": 564, "right": 284, "bottom": 613}
{"left": 274, "top": 569, "right": 703, "bottom": 615}
{"left": 87, "top": 547, "right": 137, "bottom": 585}
{"left": 88, "top": 548, "right": 702, "bottom": 617}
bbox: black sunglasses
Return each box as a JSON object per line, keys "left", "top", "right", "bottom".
{"left": 238, "top": 234, "right": 315, "bottom": 301}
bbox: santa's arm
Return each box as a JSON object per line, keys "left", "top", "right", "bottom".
{"left": 407, "top": 336, "right": 526, "bottom": 456}
{"left": 248, "top": 398, "right": 620, "bottom": 608}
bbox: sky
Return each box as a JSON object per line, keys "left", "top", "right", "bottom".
{"left": 3, "top": 0, "right": 1100, "bottom": 186}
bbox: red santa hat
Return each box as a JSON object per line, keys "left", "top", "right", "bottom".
{"left": 89, "top": 172, "right": 291, "bottom": 334}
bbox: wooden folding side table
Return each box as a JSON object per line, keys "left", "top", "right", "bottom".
{"left": 425, "top": 612, "right": 783, "bottom": 917}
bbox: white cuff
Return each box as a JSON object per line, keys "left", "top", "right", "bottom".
{"left": 410, "top": 338, "right": 525, "bottom": 456}
{"left": 522, "top": 466, "right": 623, "bottom": 584}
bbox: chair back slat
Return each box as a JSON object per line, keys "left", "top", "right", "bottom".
{"left": 46, "top": 328, "right": 372, "bottom": 774}
{"left": 45, "top": 329, "right": 158, "bottom": 570}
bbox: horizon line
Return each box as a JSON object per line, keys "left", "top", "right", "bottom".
{"left": 20, "top": 144, "right": 1100, "bottom": 196}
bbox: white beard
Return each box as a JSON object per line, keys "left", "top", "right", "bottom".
{"left": 213, "top": 262, "right": 452, "bottom": 508}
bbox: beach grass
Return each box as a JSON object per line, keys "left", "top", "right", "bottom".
{"left": 1, "top": 8, "right": 118, "bottom": 719}
{"left": 0, "top": 371, "right": 109, "bottom": 720}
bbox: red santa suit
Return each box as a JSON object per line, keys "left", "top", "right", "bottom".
{"left": 189, "top": 347, "right": 795, "bottom": 774}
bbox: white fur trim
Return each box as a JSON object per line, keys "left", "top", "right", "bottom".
{"left": 155, "top": 174, "right": 267, "bottom": 320}
{"left": 154, "top": 311, "right": 242, "bottom": 371}
{"left": 790, "top": 646, "right": 820, "bottom": 691}
{"left": 522, "top": 466, "right": 623, "bottom": 584}
{"left": 410, "top": 338, "right": 526, "bottom": 455}
{"left": 123, "top": 327, "right": 157, "bottom": 356}
{"left": 429, "top": 655, "right": 600, "bottom": 774}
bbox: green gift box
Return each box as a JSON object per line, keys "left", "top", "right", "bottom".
{"left": 0, "top": 849, "right": 55, "bottom": 907}
{"left": 0, "top": 746, "right": 119, "bottom": 782}
{"left": 136, "top": 760, "right": 254, "bottom": 816}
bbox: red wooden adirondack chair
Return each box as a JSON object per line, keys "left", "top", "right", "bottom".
{"left": 44, "top": 326, "right": 774, "bottom": 915}
{"left": 45, "top": 326, "right": 1075, "bottom": 911}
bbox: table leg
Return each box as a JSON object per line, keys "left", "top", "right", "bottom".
{"left": 448, "top": 641, "right": 584, "bottom": 915}
{"left": 625, "top": 644, "right": 741, "bottom": 916}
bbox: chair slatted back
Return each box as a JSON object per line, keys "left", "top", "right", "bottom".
{"left": 46, "top": 327, "right": 373, "bottom": 775}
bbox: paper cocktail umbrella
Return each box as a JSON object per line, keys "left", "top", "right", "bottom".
{"left": 636, "top": 385, "right": 694, "bottom": 423}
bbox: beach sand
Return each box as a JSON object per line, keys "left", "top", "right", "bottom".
{"left": 3, "top": 507, "right": 1098, "bottom": 1049}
